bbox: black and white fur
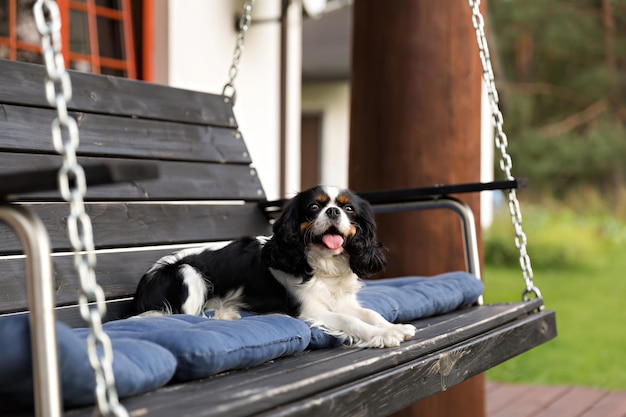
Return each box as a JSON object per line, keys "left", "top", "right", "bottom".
{"left": 134, "top": 185, "right": 416, "bottom": 348}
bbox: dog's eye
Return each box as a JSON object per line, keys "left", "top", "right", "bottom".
{"left": 309, "top": 203, "right": 321, "bottom": 212}
{"left": 344, "top": 205, "right": 354, "bottom": 212}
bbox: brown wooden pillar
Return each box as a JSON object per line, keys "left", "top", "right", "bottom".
{"left": 349, "top": 1, "right": 485, "bottom": 417}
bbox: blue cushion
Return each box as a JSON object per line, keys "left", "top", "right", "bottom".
{"left": 308, "top": 272, "right": 483, "bottom": 349}
{"left": 74, "top": 314, "right": 311, "bottom": 381}
{"left": 0, "top": 315, "right": 177, "bottom": 411}
{"left": 0, "top": 271, "right": 483, "bottom": 411}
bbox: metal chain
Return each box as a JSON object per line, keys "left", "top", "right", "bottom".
{"left": 223, "top": 0, "right": 256, "bottom": 105}
{"left": 33, "top": 1, "right": 129, "bottom": 416}
{"left": 468, "top": 0, "right": 542, "bottom": 302}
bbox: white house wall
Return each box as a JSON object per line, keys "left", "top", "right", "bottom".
{"left": 283, "top": 1, "right": 303, "bottom": 197}
{"left": 301, "top": 82, "right": 351, "bottom": 189}
{"left": 150, "top": 0, "right": 295, "bottom": 201}
{"left": 147, "top": 2, "right": 490, "bottom": 213}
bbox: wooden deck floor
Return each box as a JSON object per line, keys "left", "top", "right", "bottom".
{"left": 487, "top": 382, "right": 626, "bottom": 417}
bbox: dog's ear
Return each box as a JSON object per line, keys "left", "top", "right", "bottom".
{"left": 261, "top": 196, "right": 312, "bottom": 278}
{"left": 345, "top": 200, "right": 388, "bottom": 277}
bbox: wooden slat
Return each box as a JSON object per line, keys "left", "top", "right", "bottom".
{"left": 0, "top": 245, "right": 223, "bottom": 314}
{"left": 262, "top": 311, "right": 556, "bottom": 417}
{"left": 488, "top": 384, "right": 570, "bottom": 417}
{"left": 0, "top": 203, "right": 271, "bottom": 253}
{"left": 533, "top": 387, "right": 610, "bottom": 417}
{"left": 0, "top": 59, "right": 237, "bottom": 127}
{"left": 56, "top": 299, "right": 137, "bottom": 326}
{"left": 0, "top": 154, "right": 264, "bottom": 201}
{"left": 0, "top": 162, "right": 159, "bottom": 197}
{"left": 582, "top": 390, "right": 626, "bottom": 417}
{"left": 0, "top": 104, "right": 250, "bottom": 163}
{"left": 61, "top": 305, "right": 555, "bottom": 417}
{"left": 486, "top": 383, "right": 531, "bottom": 415}
{"left": 486, "top": 383, "right": 626, "bottom": 417}
{"left": 3, "top": 298, "right": 137, "bottom": 328}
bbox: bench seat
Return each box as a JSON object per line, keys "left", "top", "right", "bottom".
{"left": 0, "top": 59, "right": 556, "bottom": 416}
{"left": 65, "top": 301, "right": 554, "bottom": 417}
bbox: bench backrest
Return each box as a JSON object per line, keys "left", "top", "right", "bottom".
{"left": 0, "top": 59, "right": 272, "bottom": 326}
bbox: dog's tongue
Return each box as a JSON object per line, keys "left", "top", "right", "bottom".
{"left": 322, "top": 234, "right": 344, "bottom": 250}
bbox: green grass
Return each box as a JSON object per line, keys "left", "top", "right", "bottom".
{"left": 484, "top": 209, "right": 626, "bottom": 389}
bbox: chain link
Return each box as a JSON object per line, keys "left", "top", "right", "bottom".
{"left": 33, "top": 1, "right": 129, "bottom": 415}
{"left": 468, "top": 0, "right": 542, "bottom": 302}
{"left": 223, "top": 0, "right": 256, "bottom": 105}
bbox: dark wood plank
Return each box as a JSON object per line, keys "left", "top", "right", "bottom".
{"left": 256, "top": 311, "right": 556, "bottom": 417}
{"left": 3, "top": 298, "right": 137, "bottom": 328}
{"left": 0, "top": 59, "right": 237, "bottom": 127}
{"left": 0, "top": 154, "right": 264, "bottom": 201}
{"left": 63, "top": 307, "right": 555, "bottom": 417}
{"left": 0, "top": 245, "right": 231, "bottom": 313}
{"left": 56, "top": 298, "right": 136, "bottom": 326}
{"left": 0, "top": 104, "right": 250, "bottom": 164}
{"left": 0, "top": 162, "right": 159, "bottom": 197}
{"left": 0, "top": 202, "right": 271, "bottom": 253}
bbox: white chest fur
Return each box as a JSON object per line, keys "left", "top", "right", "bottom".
{"left": 270, "top": 251, "right": 363, "bottom": 315}
{"left": 269, "top": 254, "right": 416, "bottom": 348}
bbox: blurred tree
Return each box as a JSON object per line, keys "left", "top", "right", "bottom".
{"left": 490, "top": 0, "right": 626, "bottom": 211}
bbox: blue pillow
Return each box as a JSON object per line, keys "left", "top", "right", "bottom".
{"left": 0, "top": 271, "right": 482, "bottom": 411}
{"left": 74, "top": 313, "right": 312, "bottom": 381}
{"left": 309, "top": 272, "right": 483, "bottom": 349}
{"left": 0, "top": 315, "right": 177, "bottom": 411}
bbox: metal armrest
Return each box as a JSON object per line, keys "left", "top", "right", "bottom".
{"left": 362, "top": 180, "right": 525, "bottom": 292}
{"left": 0, "top": 204, "right": 61, "bottom": 417}
{"left": 371, "top": 196, "right": 482, "bottom": 305}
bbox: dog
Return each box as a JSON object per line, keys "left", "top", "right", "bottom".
{"left": 134, "top": 185, "right": 416, "bottom": 348}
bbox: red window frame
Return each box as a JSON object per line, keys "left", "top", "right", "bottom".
{"left": 0, "top": 0, "right": 138, "bottom": 79}
{"left": 65, "top": 0, "right": 136, "bottom": 78}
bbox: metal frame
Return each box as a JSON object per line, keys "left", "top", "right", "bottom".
{"left": 0, "top": 204, "right": 61, "bottom": 417}
{"left": 372, "top": 197, "right": 483, "bottom": 304}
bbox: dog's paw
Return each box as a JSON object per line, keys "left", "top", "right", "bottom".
{"left": 392, "top": 323, "right": 416, "bottom": 340}
{"left": 359, "top": 324, "right": 416, "bottom": 348}
{"left": 352, "top": 330, "right": 406, "bottom": 348}
{"left": 213, "top": 307, "right": 241, "bottom": 320}
{"left": 376, "top": 332, "right": 404, "bottom": 348}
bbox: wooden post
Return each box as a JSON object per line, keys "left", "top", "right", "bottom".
{"left": 349, "top": 1, "right": 485, "bottom": 417}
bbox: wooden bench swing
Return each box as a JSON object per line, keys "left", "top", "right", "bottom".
{"left": 0, "top": 1, "right": 556, "bottom": 416}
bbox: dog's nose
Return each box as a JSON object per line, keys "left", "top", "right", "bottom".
{"left": 326, "top": 207, "right": 340, "bottom": 220}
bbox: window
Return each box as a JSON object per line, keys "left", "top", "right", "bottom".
{"left": 0, "top": 0, "right": 43, "bottom": 64}
{"left": 0, "top": 0, "right": 138, "bottom": 79}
